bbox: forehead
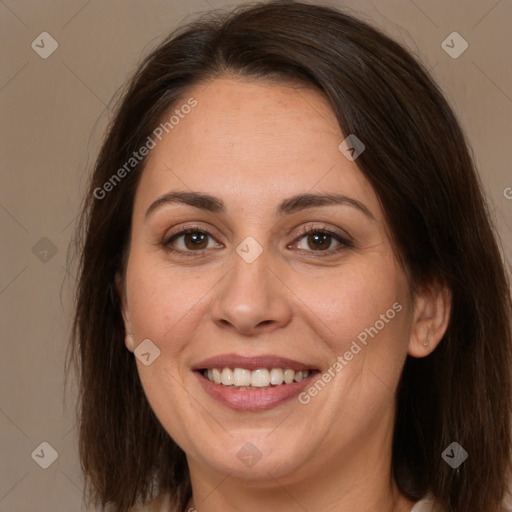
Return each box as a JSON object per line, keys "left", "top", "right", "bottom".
{"left": 134, "top": 77, "right": 380, "bottom": 218}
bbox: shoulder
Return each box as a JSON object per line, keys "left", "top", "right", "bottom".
{"left": 411, "top": 494, "right": 512, "bottom": 512}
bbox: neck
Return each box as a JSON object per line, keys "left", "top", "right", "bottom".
{"left": 184, "top": 472, "right": 413, "bottom": 512}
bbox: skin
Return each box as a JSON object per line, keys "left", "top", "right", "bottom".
{"left": 118, "top": 77, "right": 451, "bottom": 512}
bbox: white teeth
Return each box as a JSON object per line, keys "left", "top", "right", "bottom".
{"left": 204, "top": 367, "right": 311, "bottom": 387}
{"left": 283, "top": 368, "right": 295, "bottom": 384}
{"left": 221, "top": 368, "right": 234, "bottom": 386}
{"left": 251, "top": 369, "right": 270, "bottom": 387}
{"left": 270, "top": 368, "right": 284, "bottom": 385}
{"left": 294, "top": 371, "right": 304, "bottom": 382}
{"left": 233, "top": 368, "right": 251, "bottom": 386}
{"left": 212, "top": 368, "right": 222, "bottom": 384}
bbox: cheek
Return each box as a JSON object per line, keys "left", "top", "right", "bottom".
{"left": 125, "top": 252, "right": 219, "bottom": 350}
{"left": 290, "top": 257, "right": 411, "bottom": 408}
{"left": 290, "top": 259, "right": 406, "bottom": 349}
{"left": 295, "top": 265, "right": 409, "bottom": 418}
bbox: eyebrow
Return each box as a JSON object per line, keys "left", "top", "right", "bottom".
{"left": 145, "top": 191, "right": 374, "bottom": 220}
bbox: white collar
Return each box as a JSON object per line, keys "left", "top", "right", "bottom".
{"left": 410, "top": 494, "right": 435, "bottom": 512}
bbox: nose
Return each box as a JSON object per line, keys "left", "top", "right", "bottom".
{"left": 209, "top": 247, "right": 293, "bottom": 336}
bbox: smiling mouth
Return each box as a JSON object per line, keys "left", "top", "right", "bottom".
{"left": 199, "top": 367, "right": 318, "bottom": 390}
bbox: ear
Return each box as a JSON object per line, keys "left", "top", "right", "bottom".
{"left": 408, "top": 278, "right": 452, "bottom": 358}
{"left": 115, "top": 272, "right": 135, "bottom": 352}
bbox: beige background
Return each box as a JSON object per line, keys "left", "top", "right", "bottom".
{"left": 1, "top": 0, "right": 511, "bottom": 510}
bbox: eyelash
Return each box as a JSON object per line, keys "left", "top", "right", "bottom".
{"left": 161, "top": 224, "right": 354, "bottom": 258}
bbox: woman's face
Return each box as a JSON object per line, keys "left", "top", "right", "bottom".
{"left": 120, "top": 77, "right": 422, "bottom": 486}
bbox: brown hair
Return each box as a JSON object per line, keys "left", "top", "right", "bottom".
{"left": 68, "top": 2, "right": 512, "bottom": 511}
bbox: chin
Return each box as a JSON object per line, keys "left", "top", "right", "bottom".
{"left": 196, "top": 434, "right": 315, "bottom": 482}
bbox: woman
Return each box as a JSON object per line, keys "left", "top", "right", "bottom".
{"left": 69, "top": 2, "right": 512, "bottom": 511}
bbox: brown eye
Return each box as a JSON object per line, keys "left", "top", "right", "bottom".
{"left": 181, "top": 231, "right": 209, "bottom": 250}
{"left": 303, "top": 232, "right": 335, "bottom": 251}
{"left": 165, "top": 229, "right": 221, "bottom": 253}
{"left": 294, "top": 228, "right": 350, "bottom": 253}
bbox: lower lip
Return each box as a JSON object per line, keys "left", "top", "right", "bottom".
{"left": 194, "top": 371, "right": 317, "bottom": 411}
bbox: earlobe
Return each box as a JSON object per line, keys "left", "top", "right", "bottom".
{"left": 115, "top": 272, "right": 135, "bottom": 352}
{"left": 125, "top": 332, "right": 135, "bottom": 352}
{"left": 408, "top": 279, "right": 452, "bottom": 358}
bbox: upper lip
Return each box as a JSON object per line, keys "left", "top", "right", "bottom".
{"left": 191, "top": 353, "right": 318, "bottom": 372}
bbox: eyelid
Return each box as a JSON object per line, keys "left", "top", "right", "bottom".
{"left": 163, "top": 223, "right": 221, "bottom": 243}
{"left": 161, "top": 222, "right": 354, "bottom": 255}
{"left": 290, "top": 224, "right": 354, "bottom": 252}
{"left": 162, "top": 224, "right": 223, "bottom": 257}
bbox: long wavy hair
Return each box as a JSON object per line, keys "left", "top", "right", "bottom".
{"left": 68, "top": 2, "right": 512, "bottom": 511}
